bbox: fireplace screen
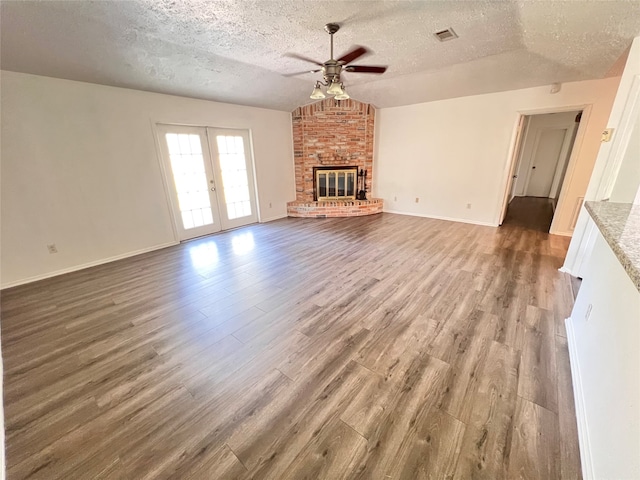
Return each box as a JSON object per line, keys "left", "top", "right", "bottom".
{"left": 315, "top": 167, "right": 357, "bottom": 201}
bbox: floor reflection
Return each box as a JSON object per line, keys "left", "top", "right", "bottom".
{"left": 231, "top": 231, "right": 255, "bottom": 256}
{"left": 187, "top": 241, "right": 220, "bottom": 272}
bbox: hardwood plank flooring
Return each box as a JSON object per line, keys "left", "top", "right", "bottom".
{"left": 1, "top": 213, "right": 580, "bottom": 479}
{"left": 502, "top": 196, "right": 555, "bottom": 232}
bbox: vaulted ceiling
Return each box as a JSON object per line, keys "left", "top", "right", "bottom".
{"left": 2, "top": 1, "right": 640, "bottom": 111}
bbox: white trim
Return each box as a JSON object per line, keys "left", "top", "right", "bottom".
{"left": 549, "top": 125, "right": 577, "bottom": 199}
{"left": 549, "top": 230, "right": 574, "bottom": 237}
{"left": 570, "top": 196, "right": 585, "bottom": 230}
{"left": 1, "top": 241, "right": 178, "bottom": 290}
{"left": 573, "top": 213, "right": 598, "bottom": 279}
{"left": 383, "top": 209, "right": 497, "bottom": 227}
{"left": 260, "top": 214, "right": 288, "bottom": 223}
{"left": 549, "top": 106, "right": 591, "bottom": 233}
{"left": 558, "top": 266, "right": 575, "bottom": 275}
{"left": 517, "top": 104, "right": 590, "bottom": 116}
{"left": 595, "top": 74, "right": 640, "bottom": 200}
{"left": 499, "top": 114, "right": 527, "bottom": 224}
{"left": 565, "top": 317, "right": 595, "bottom": 480}
{"left": 150, "top": 120, "right": 180, "bottom": 243}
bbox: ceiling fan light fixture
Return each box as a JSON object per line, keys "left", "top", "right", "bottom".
{"left": 310, "top": 82, "right": 326, "bottom": 99}
{"left": 327, "top": 80, "right": 343, "bottom": 96}
{"left": 286, "top": 23, "right": 387, "bottom": 104}
{"left": 334, "top": 85, "right": 350, "bottom": 100}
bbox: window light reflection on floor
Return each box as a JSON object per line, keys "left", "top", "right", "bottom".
{"left": 187, "top": 241, "right": 220, "bottom": 271}
{"left": 231, "top": 232, "right": 255, "bottom": 255}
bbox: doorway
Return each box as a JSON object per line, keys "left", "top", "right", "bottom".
{"left": 501, "top": 110, "right": 582, "bottom": 232}
{"left": 156, "top": 124, "right": 258, "bottom": 241}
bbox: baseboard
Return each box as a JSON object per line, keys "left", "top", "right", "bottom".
{"left": 550, "top": 229, "right": 574, "bottom": 237}
{"left": 259, "top": 214, "right": 288, "bottom": 223}
{"left": 382, "top": 209, "right": 498, "bottom": 227}
{"left": 565, "top": 317, "right": 595, "bottom": 480}
{"left": 1, "top": 241, "right": 179, "bottom": 290}
{"left": 558, "top": 266, "right": 576, "bottom": 275}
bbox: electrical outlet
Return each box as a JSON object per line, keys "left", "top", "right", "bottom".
{"left": 415, "top": 197, "right": 420, "bottom": 203}
{"left": 47, "top": 244, "right": 58, "bottom": 254}
{"left": 585, "top": 303, "right": 592, "bottom": 321}
{"left": 466, "top": 203, "right": 472, "bottom": 209}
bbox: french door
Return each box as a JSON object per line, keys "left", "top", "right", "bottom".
{"left": 157, "top": 124, "right": 258, "bottom": 241}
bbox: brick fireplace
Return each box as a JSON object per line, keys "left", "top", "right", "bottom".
{"left": 287, "top": 98, "right": 383, "bottom": 218}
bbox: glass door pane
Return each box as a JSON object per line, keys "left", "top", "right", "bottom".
{"left": 208, "top": 129, "right": 258, "bottom": 230}
{"left": 165, "top": 133, "right": 214, "bottom": 229}
{"left": 319, "top": 173, "right": 327, "bottom": 197}
{"left": 156, "top": 125, "right": 222, "bottom": 241}
{"left": 347, "top": 172, "right": 355, "bottom": 196}
{"left": 215, "top": 135, "right": 252, "bottom": 220}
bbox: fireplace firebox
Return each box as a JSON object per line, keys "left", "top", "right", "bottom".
{"left": 314, "top": 166, "right": 358, "bottom": 201}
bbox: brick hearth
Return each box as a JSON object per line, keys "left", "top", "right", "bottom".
{"left": 287, "top": 98, "right": 382, "bottom": 217}
{"left": 287, "top": 198, "right": 383, "bottom": 218}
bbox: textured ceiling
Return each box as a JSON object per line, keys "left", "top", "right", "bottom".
{"left": 2, "top": 1, "right": 640, "bottom": 111}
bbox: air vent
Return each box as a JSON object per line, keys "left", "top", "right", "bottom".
{"left": 434, "top": 28, "right": 458, "bottom": 42}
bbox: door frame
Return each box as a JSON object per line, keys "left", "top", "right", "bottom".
{"left": 152, "top": 122, "right": 260, "bottom": 242}
{"left": 496, "top": 104, "right": 592, "bottom": 234}
{"left": 499, "top": 115, "right": 527, "bottom": 224}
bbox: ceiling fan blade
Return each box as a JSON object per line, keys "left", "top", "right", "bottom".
{"left": 337, "top": 46, "right": 368, "bottom": 64}
{"left": 282, "top": 69, "right": 322, "bottom": 77}
{"left": 283, "top": 53, "right": 324, "bottom": 66}
{"left": 344, "top": 65, "right": 387, "bottom": 74}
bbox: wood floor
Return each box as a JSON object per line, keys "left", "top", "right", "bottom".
{"left": 1, "top": 213, "right": 581, "bottom": 479}
{"left": 503, "top": 196, "right": 555, "bottom": 232}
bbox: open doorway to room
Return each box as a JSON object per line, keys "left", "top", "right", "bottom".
{"left": 501, "top": 110, "right": 583, "bottom": 232}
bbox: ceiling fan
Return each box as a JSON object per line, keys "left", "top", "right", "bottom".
{"left": 284, "top": 23, "right": 387, "bottom": 100}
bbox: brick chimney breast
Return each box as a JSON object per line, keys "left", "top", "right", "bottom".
{"left": 291, "top": 98, "right": 375, "bottom": 203}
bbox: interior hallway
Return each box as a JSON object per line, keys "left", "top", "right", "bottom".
{"left": 503, "top": 196, "right": 556, "bottom": 232}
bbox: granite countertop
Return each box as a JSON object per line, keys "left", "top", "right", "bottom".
{"left": 585, "top": 201, "right": 640, "bottom": 292}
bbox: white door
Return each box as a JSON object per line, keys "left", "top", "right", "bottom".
{"left": 207, "top": 128, "right": 259, "bottom": 230}
{"left": 157, "top": 125, "right": 258, "bottom": 241}
{"left": 526, "top": 127, "right": 568, "bottom": 197}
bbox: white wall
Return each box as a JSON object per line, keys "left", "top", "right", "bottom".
{"left": 564, "top": 35, "right": 640, "bottom": 275}
{"left": 375, "top": 77, "right": 620, "bottom": 232}
{"left": 1, "top": 71, "right": 295, "bottom": 288}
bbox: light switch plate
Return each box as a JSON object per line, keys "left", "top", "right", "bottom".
{"left": 601, "top": 128, "right": 614, "bottom": 142}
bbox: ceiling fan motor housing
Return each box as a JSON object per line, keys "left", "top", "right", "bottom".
{"left": 322, "top": 61, "right": 342, "bottom": 84}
